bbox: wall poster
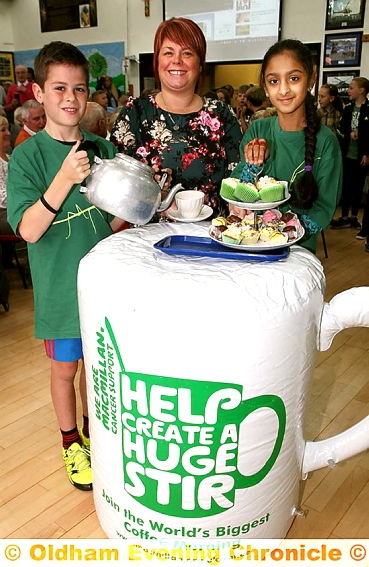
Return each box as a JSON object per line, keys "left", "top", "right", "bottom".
{"left": 15, "top": 42, "right": 125, "bottom": 94}
{"left": 0, "top": 52, "right": 15, "bottom": 83}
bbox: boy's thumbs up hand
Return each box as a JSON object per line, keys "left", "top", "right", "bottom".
{"left": 60, "top": 141, "right": 91, "bottom": 185}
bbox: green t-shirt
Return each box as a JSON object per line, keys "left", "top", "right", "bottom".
{"left": 232, "top": 116, "right": 342, "bottom": 252}
{"left": 7, "top": 129, "right": 117, "bottom": 339}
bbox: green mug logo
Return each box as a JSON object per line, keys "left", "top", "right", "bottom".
{"left": 106, "top": 319, "right": 286, "bottom": 518}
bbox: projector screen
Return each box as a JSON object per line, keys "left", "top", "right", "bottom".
{"left": 164, "top": 0, "right": 282, "bottom": 63}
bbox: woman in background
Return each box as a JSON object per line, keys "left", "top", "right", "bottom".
{"left": 111, "top": 17, "right": 241, "bottom": 216}
{"left": 317, "top": 83, "right": 344, "bottom": 134}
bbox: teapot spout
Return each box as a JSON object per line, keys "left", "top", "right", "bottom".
{"left": 157, "top": 183, "right": 185, "bottom": 213}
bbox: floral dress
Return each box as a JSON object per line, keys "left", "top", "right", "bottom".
{"left": 110, "top": 96, "right": 242, "bottom": 215}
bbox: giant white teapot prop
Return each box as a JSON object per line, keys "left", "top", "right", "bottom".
{"left": 77, "top": 223, "right": 369, "bottom": 539}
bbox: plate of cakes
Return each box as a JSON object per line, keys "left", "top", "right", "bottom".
{"left": 220, "top": 176, "right": 290, "bottom": 210}
{"left": 209, "top": 210, "right": 305, "bottom": 251}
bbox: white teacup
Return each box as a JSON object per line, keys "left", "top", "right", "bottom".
{"left": 175, "top": 190, "right": 204, "bottom": 219}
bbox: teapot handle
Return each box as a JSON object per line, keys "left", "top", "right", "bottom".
{"left": 318, "top": 287, "right": 369, "bottom": 351}
{"left": 78, "top": 140, "right": 102, "bottom": 190}
{"left": 302, "top": 286, "right": 369, "bottom": 476}
{"left": 77, "top": 139, "right": 101, "bottom": 158}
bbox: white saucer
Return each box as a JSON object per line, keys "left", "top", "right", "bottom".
{"left": 166, "top": 205, "right": 213, "bottom": 223}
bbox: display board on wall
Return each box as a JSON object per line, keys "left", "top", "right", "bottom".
{"left": 39, "top": 0, "right": 98, "bottom": 33}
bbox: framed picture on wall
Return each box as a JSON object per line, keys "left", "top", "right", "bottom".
{"left": 322, "top": 70, "right": 359, "bottom": 99}
{"left": 39, "top": 0, "right": 97, "bottom": 33}
{"left": 0, "top": 51, "right": 15, "bottom": 83}
{"left": 324, "top": 31, "right": 362, "bottom": 67}
{"left": 325, "top": 0, "right": 366, "bottom": 30}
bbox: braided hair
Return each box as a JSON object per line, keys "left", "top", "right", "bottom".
{"left": 260, "top": 39, "right": 321, "bottom": 209}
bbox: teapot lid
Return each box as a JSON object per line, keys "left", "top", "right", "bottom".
{"left": 115, "top": 153, "right": 154, "bottom": 176}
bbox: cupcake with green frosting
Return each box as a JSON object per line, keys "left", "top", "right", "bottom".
{"left": 234, "top": 181, "right": 259, "bottom": 203}
{"left": 256, "top": 176, "right": 286, "bottom": 202}
{"left": 220, "top": 178, "right": 238, "bottom": 200}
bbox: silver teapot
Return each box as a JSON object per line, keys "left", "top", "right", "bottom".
{"left": 80, "top": 150, "right": 183, "bottom": 225}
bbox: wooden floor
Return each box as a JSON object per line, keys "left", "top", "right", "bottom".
{"left": 1, "top": 223, "right": 369, "bottom": 539}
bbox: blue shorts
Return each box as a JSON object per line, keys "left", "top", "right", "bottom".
{"left": 44, "top": 338, "right": 83, "bottom": 362}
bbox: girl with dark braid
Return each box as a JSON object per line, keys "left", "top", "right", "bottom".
{"left": 231, "top": 39, "right": 342, "bottom": 253}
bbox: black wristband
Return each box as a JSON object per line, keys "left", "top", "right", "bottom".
{"left": 40, "top": 194, "right": 60, "bottom": 215}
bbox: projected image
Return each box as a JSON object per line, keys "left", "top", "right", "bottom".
{"left": 236, "top": 12, "right": 250, "bottom": 23}
{"left": 236, "top": 24, "right": 251, "bottom": 36}
{"left": 196, "top": 19, "right": 213, "bottom": 40}
{"left": 164, "top": 0, "right": 281, "bottom": 62}
{"left": 236, "top": 0, "right": 251, "bottom": 10}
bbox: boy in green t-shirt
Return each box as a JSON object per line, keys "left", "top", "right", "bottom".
{"left": 7, "top": 42, "right": 125, "bottom": 491}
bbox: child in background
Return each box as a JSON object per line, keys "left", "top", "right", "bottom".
{"left": 91, "top": 89, "right": 109, "bottom": 111}
{"left": 330, "top": 77, "right": 369, "bottom": 233}
{"left": 231, "top": 39, "right": 342, "bottom": 254}
{"left": 236, "top": 84, "right": 253, "bottom": 133}
{"left": 7, "top": 41, "right": 125, "bottom": 491}
{"left": 317, "top": 83, "right": 344, "bottom": 134}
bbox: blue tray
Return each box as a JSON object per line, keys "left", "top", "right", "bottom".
{"left": 153, "top": 235, "right": 289, "bottom": 262}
